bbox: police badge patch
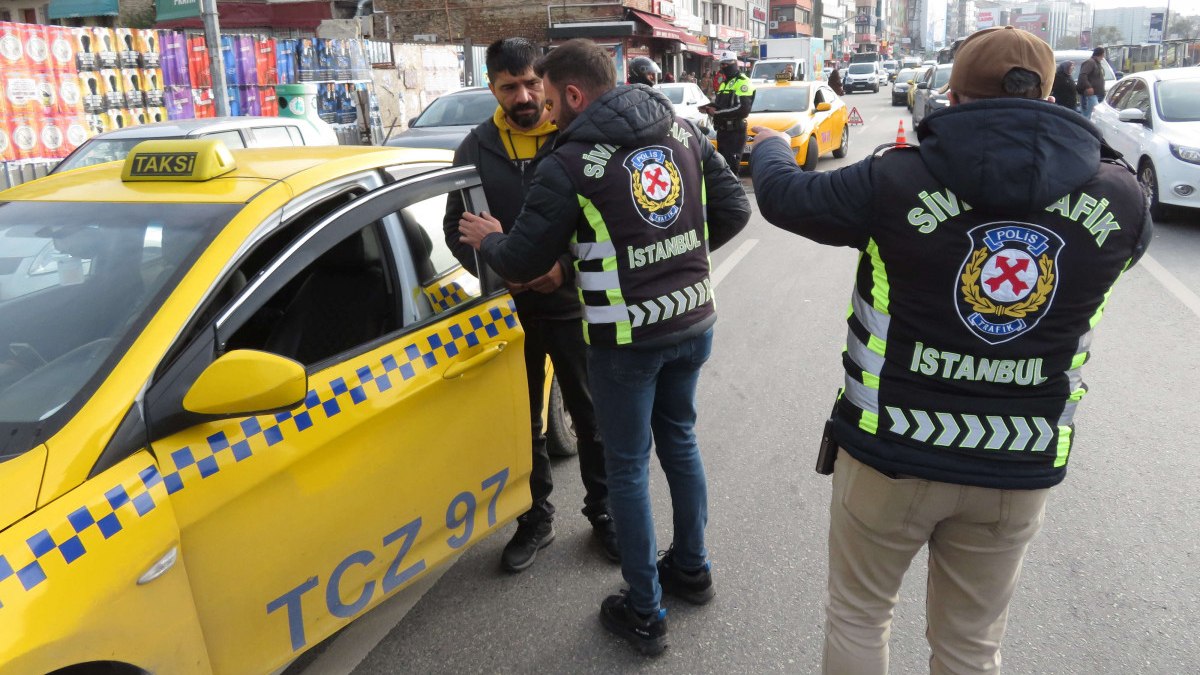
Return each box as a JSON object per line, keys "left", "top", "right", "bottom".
{"left": 625, "top": 146, "right": 684, "bottom": 228}
{"left": 957, "top": 223, "right": 1064, "bottom": 344}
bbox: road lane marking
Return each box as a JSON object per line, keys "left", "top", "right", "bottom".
{"left": 711, "top": 238, "right": 759, "bottom": 288}
{"left": 1139, "top": 253, "right": 1200, "bottom": 320}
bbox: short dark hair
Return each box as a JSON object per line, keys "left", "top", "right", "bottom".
{"left": 534, "top": 39, "right": 616, "bottom": 97}
{"left": 1092, "top": 47, "right": 1105, "bottom": 57}
{"left": 1001, "top": 67, "right": 1043, "bottom": 99}
{"left": 486, "top": 38, "right": 539, "bottom": 79}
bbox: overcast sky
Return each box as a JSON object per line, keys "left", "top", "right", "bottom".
{"left": 1088, "top": 0, "right": 1200, "bottom": 15}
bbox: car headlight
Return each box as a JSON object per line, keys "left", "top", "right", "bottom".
{"left": 784, "top": 123, "right": 805, "bottom": 138}
{"left": 1170, "top": 144, "right": 1200, "bottom": 165}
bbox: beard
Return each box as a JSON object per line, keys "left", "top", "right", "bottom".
{"left": 505, "top": 102, "right": 542, "bottom": 130}
{"left": 555, "top": 105, "right": 578, "bottom": 131}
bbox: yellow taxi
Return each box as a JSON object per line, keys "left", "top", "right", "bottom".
{"left": 0, "top": 140, "right": 538, "bottom": 673}
{"left": 740, "top": 80, "right": 850, "bottom": 171}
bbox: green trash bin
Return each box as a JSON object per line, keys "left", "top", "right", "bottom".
{"left": 275, "top": 83, "right": 339, "bottom": 145}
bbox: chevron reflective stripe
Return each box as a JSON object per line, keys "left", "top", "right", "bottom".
{"left": 885, "top": 408, "right": 1057, "bottom": 453}
{"left": 628, "top": 279, "right": 711, "bottom": 328}
{"left": 571, "top": 240, "right": 617, "bottom": 260}
{"left": 577, "top": 270, "right": 621, "bottom": 291}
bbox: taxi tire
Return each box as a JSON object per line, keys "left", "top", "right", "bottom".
{"left": 833, "top": 126, "right": 849, "bottom": 159}
{"left": 547, "top": 378, "right": 578, "bottom": 457}
{"left": 801, "top": 140, "right": 819, "bottom": 172}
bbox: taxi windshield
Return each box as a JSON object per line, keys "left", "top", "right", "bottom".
{"left": 0, "top": 201, "right": 238, "bottom": 458}
{"left": 751, "top": 86, "right": 811, "bottom": 113}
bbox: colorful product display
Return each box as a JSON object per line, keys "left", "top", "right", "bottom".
{"left": 3, "top": 21, "right": 378, "bottom": 164}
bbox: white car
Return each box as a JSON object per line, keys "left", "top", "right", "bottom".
{"left": 655, "top": 82, "right": 712, "bottom": 131}
{"left": 52, "top": 116, "right": 337, "bottom": 174}
{"left": 1091, "top": 67, "right": 1200, "bottom": 218}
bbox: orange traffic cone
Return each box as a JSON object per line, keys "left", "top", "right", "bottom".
{"left": 895, "top": 120, "right": 908, "bottom": 147}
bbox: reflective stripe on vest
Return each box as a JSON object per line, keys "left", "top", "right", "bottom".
{"left": 574, "top": 194, "right": 632, "bottom": 344}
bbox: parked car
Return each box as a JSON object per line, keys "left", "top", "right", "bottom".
{"left": 51, "top": 117, "right": 337, "bottom": 174}
{"left": 656, "top": 82, "right": 712, "bottom": 131}
{"left": 0, "top": 140, "right": 546, "bottom": 672}
{"left": 907, "top": 66, "right": 933, "bottom": 110}
{"left": 912, "top": 64, "right": 952, "bottom": 127}
{"left": 387, "top": 87, "right": 497, "bottom": 150}
{"left": 882, "top": 59, "right": 899, "bottom": 82}
{"left": 844, "top": 62, "right": 883, "bottom": 93}
{"left": 733, "top": 81, "right": 850, "bottom": 171}
{"left": 1091, "top": 67, "right": 1200, "bottom": 218}
{"left": 892, "top": 67, "right": 922, "bottom": 106}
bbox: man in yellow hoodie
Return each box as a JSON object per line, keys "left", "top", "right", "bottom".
{"left": 443, "top": 37, "right": 615, "bottom": 572}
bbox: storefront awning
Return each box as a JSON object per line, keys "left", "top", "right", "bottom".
{"left": 547, "top": 21, "right": 635, "bottom": 40}
{"left": 678, "top": 32, "right": 711, "bottom": 57}
{"left": 629, "top": 10, "right": 683, "bottom": 40}
{"left": 156, "top": 0, "right": 333, "bottom": 29}
{"left": 47, "top": 0, "right": 118, "bottom": 19}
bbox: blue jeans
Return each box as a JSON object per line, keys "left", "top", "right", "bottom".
{"left": 1081, "top": 94, "right": 1099, "bottom": 118}
{"left": 586, "top": 328, "right": 714, "bottom": 615}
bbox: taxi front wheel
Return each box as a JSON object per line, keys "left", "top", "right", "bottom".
{"left": 547, "top": 377, "right": 578, "bottom": 457}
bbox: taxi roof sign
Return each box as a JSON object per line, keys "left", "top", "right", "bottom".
{"left": 122, "top": 139, "right": 237, "bottom": 182}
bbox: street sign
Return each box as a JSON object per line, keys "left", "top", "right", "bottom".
{"left": 847, "top": 107, "right": 863, "bottom": 126}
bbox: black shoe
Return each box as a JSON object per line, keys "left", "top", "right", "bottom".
{"left": 599, "top": 592, "right": 667, "bottom": 656}
{"left": 657, "top": 546, "right": 715, "bottom": 605}
{"left": 590, "top": 513, "right": 620, "bottom": 563}
{"left": 501, "top": 517, "right": 554, "bottom": 573}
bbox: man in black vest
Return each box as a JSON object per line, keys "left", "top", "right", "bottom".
{"left": 443, "top": 38, "right": 615, "bottom": 573}
{"left": 458, "top": 39, "right": 750, "bottom": 656}
{"left": 752, "top": 27, "right": 1149, "bottom": 674}
{"left": 700, "top": 51, "right": 755, "bottom": 177}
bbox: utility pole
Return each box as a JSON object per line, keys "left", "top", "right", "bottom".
{"left": 201, "top": 0, "right": 230, "bottom": 117}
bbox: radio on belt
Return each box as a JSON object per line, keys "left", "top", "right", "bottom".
{"left": 122, "top": 138, "right": 237, "bottom": 182}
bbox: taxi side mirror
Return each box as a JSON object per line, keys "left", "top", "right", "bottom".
{"left": 815, "top": 102, "right": 832, "bottom": 112}
{"left": 183, "top": 350, "right": 307, "bottom": 416}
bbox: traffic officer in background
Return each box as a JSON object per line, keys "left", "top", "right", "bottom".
{"left": 751, "top": 26, "right": 1150, "bottom": 674}
{"left": 628, "top": 56, "right": 662, "bottom": 86}
{"left": 701, "top": 51, "right": 755, "bottom": 176}
{"left": 457, "top": 39, "right": 750, "bottom": 656}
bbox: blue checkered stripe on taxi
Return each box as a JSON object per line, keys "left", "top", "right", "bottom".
{"left": 424, "top": 279, "right": 473, "bottom": 313}
{"left": 0, "top": 300, "right": 517, "bottom": 609}
{"left": 0, "top": 465, "right": 166, "bottom": 605}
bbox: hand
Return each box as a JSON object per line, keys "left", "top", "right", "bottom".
{"left": 504, "top": 280, "right": 529, "bottom": 295}
{"left": 751, "top": 126, "right": 788, "bottom": 145}
{"left": 1085, "top": 87, "right": 1094, "bottom": 96}
{"left": 699, "top": 105, "right": 715, "bottom": 114}
{"left": 526, "top": 261, "right": 565, "bottom": 293}
{"left": 458, "top": 211, "right": 503, "bottom": 250}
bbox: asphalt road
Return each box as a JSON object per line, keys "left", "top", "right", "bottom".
{"left": 294, "top": 86, "right": 1200, "bottom": 675}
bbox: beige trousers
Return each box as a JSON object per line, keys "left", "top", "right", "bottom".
{"left": 823, "top": 451, "right": 1049, "bottom": 675}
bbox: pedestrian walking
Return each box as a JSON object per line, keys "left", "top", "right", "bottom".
{"left": 828, "top": 65, "right": 844, "bottom": 96}
{"left": 751, "top": 26, "right": 1150, "bottom": 675}
{"left": 1051, "top": 60, "right": 1077, "bottom": 110}
{"left": 701, "top": 51, "right": 755, "bottom": 177}
{"left": 457, "top": 38, "right": 750, "bottom": 656}
{"left": 1077, "top": 47, "right": 1107, "bottom": 118}
{"left": 442, "top": 38, "right": 617, "bottom": 572}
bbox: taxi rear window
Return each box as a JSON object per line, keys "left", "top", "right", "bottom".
{"left": 0, "top": 201, "right": 240, "bottom": 461}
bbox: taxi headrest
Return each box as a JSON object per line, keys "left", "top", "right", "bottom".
{"left": 122, "top": 139, "right": 237, "bottom": 182}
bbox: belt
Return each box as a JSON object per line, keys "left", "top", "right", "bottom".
{"left": 715, "top": 119, "right": 747, "bottom": 131}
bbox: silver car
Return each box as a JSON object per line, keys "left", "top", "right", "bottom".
{"left": 51, "top": 117, "right": 337, "bottom": 174}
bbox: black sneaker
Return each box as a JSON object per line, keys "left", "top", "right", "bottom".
{"left": 657, "top": 546, "right": 715, "bottom": 605}
{"left": 599, "top": 592, "right": 667, "bottom": 656}
{"left": 590, "top": 513, "right": 621, "bottom": 563}
{"left": 501, "top": 517, "right": 554, "bottom": 573}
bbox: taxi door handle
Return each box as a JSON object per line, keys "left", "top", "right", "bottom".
{"left": 443, "top": 342, "right": 507, "bottom": 379}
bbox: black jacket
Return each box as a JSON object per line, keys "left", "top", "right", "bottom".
{"left": 478, "top": 85, "right": 751, "bottom": 347}
{"left": 443, "top": 117, "right": 579, "bottom": 320}
{"left": 752, "top": 99, "right": 1152, "bottom": 489}
{"left": 1052, "top": 66, "right": 1078, "bottom": 109}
